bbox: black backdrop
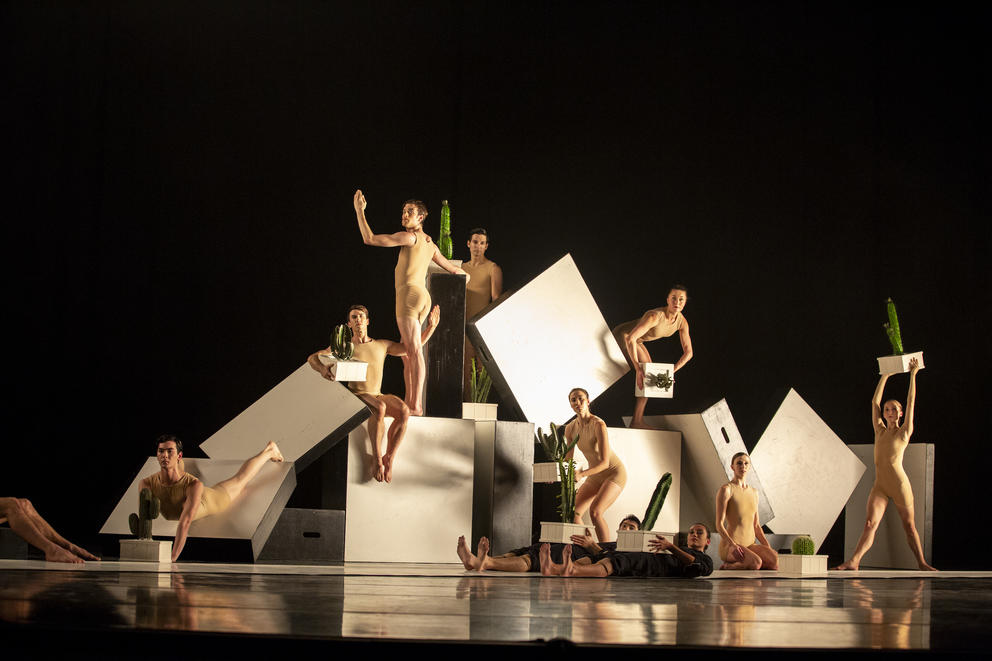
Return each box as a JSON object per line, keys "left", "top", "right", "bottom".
{"left": 3, "top": 1, "right": 988, "bottom": 568}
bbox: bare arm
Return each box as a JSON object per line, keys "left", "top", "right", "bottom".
{"left": 672, "top": 319, "right": 693, "bottom": 373}
{"left": 903, "top": 359, "right": 920, "bottom": 436}
{"left": 752, "top": 502, "right": 771, "bottom": 547}
{"left": 563, "top": 421, "right": 577, "bottom": 462}
{"left": 570, "top": 527, "right": 603, "bottom": 555}
{"left": 353, "top": 190, "right": 415, "bottom": 248}
{"left": 491, "top": 264, "right": 503, "bottom": 300}
{"left": 648, "top": 536, "right": 697, "bottom": 566}
{"left": 171, "top": 479, "right": 204, "bottom": 562}
{"left": 431, "top": 244, "right": 470, "bottom": 282}
{"left": 386, "top": 306, "right": 441, "bottom": 356}
{"left": 576, "top": 419, "right": 611, "bottom": 480}
{"left": 872, "top": 373, "right": 890, "bottom": 431}
{"left": 307, "top": 349, "right": 334, "bottom": 380}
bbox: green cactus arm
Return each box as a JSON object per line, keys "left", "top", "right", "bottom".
{"left": 128, "top": 513, "right": 140, "bottom": 537}
{"left": 884, "top": 298, "right": 904, "bottom": 355}
{"left": 641, "top": 473, "right": 673, "bottom": 530}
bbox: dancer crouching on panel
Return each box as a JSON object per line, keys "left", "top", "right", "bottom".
{"left": 835, "top": 358, "right": 935, "bottom": 571}
{"left": 309, "top": 304, "right": 440, "bottom": 482}
{"left": 715, "top": 452, "right": 778, "bottom": 570}
{"left": 566, "top": 387, "right": 627, "bottom": 543}
{"left": 612, "top": 285, "right": 693, "bottom": 429}
{"left": 352, "top": 190, "right": 468, "bottom": 415}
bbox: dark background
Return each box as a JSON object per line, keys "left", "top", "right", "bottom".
{"left": 3, "top": 1, "right": 987, "bottom": 568}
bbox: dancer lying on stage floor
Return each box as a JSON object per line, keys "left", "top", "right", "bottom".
{"left": 715, "top": 452, "right": 778, "bottom": 570}
{"left": 612, "top": 284, "right": 693, "bottom": 429}
{"left": 0, "top": 497, "right": 99, "bottom": 563}
{"left": 352, "top": 189, "right": 468, "bottom": 415}
{"left": 309, "top": 304, "right": 440, "bottom": 483}
{"left": 566, "top": 387, "right": 627, "bottom": 542}
{"left": 538, "top": 523, "right": 713, "bottom": 578}
{"left": 139, "top": 435, "right": 283, "bottom": 562}
{"left": 461, "top": 227, "right": 502, "bottom": 400}
{"left": 836, "top": 358, "right": 936, "bottom": 571}
{"left": 456, "top": 515, "right": 642, "bottom": 572}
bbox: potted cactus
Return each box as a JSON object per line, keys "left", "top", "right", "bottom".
{"left": 616, "top": 473, "right": 679, "bottom": 551}
{"left": 634, "top": 362, "right": 675, "bottom": 398}
{"left": 876, "top": 298, "right": 925, "bottom": 375}
{"left": 320, "top": 324, "right": 368, "bottom": 382}
{"left": 120, "top": 488, "right": 173, "bottom": 562}
{"left": 462, "top": 359, "right": 498, "bottom": 420}
{"left": 535, "top": 423, "right": 588, "bottom": 542}
{"left": 777, "top": 534, "right": 828, "bottom": 573}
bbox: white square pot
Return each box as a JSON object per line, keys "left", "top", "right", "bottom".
{"left": 635, "top": 362, "right": 675, "bottom": 398}
{"left": 120, "top": 539, "right": 173, "bottom": 562}
{"left": 539, "top": 521, "right": 593, "bottom": 544}
{"left": 876, "top": 351, "right": 924, "bottom": 375}
{"left": 533, "top": 462, "right": 560, "bottom": 483}
{"left": 462, "top": 402, "right": 498, "bottom": 421}
{"left": 616, "top": 529, "right": 678, "bottom": 552}
{"left": 320, "top": 355, "right": 368, "bottom": 382}
{"left": 777, "top": 554, "right": 828, "bottom": 574}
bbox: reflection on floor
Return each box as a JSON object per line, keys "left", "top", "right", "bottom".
{"left": 2, "top": 561, "right": 990, "bottom": 654}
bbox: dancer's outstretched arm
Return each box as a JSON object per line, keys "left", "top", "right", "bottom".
{"left": 353, "top": 190, "right": 415, "bottom": 247}
{"left": 171, "top": 480, "right": 203, "bottom": 562}
{"left": 903, "top": 358, "right": 920, "bottom": 436}
{"left": 872, "top": 373, "right": 890, "bottom": 430}
{"left": 673, "top": 320, "right": 693, "bottom": 372}
{"left": 431, "top": 245, "right": 470, "bottom": 281}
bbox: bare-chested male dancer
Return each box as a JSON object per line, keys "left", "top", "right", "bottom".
{"left": 309, "top": 304, "right": 439, "bottom": 482}
{"left": 139, "top": 435, "right": 284, "bottom": 562}
{"left": 0, "top": 497, "right": 99, "bottom": 563}
{"left": 353, "top": 190, "right": 468, "bottom": 415}
{"left": 461, "top": 228, "right": 503, "bottom": 400}
{"left": 835, "top": 358, "right": 936, "bottom": 571}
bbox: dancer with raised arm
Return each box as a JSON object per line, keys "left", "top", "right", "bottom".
{"left": 461, "top": 228, "right": 503, "bottom": 400}
{"left": 612, "top": 285, "right": 693, "bottom": 429}
{"left": 565, "top": 387, "right": 627, "bottom": 543}
{"left": 0, "top": 497, "right": 99, "bottom": 563}
{"left": 352, "top": 190, "right": 468, "bottom": 415}
{"left": 835, "top": 358, "right": 935, "bottom": 570}
{"left": 715, "top": 453, "right": 778, "bottom": 570}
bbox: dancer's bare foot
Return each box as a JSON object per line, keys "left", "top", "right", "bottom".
{"left": 372, "top": 460, "right": 385, "bottom": 482}
{"left": 476, "top": 536, "right": 491, "bottom": 572}
{"left": 630, "top": 420, "right": 657, "bottom": 431}
{"left": 832, "top": 560, "right": 859, "bottom": 570}
{"left": 539, "top": 543, "right": 554, "bottom": 576}
{"left": 383, "top": 454, "right": 395, "bottom": 483}
{"left": 918, "top": 561, "right": 938, "bottom": 571}
{"left": 562, "top": 545, "right": 574, "bottom": 576}
{"left": 408, "top": 406, "right": 424, "bottom": 417}
{"left": 456, "top": 536, "right": 475, "bottom": 570}
{"left": 265, "top": 441, "right": 284, "bottom": 462}
{"left": 46, "top": 546, "right": 84, "bottom": 564}
{"left": 68, "top": 543, "right": 99, "bottom": 561}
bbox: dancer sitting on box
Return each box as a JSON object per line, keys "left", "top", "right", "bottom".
{"left": 612, "top": 284, "right": 693, "bottom": 429}
{"left": 139, "top": 435, "right": 284, "bottom": 562}
{"left": 715, "top": 452, "right": 778, "bottom": 570}
{"left": 835, "top": 358, "right": 935, "bottom": 571}
{"left": 352, "top": 190, "right": 468, "bottom": 415}
{"left": 461, "top": 227, "right": 503, "bottom": 400}
{"left": 0, "top": 497, "right": 99, "bottom": 564}
{"left": 309, "top": 304, "right": 440, "bottom": 483}
{"left": 538, "top": 523, "right": 713, "bottom": 578}
{"left": 564, "top": 387, "right": 627, "bottom": 543}
{"left": 456, "top": 515, "right": 641, "bottom": 573}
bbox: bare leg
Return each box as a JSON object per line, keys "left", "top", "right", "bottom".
{"left": 397, "top": 316, "right": 425, "bottom": 415}
{"left": 587, "top": 481, "right": 624, "bottom": 543}
{"left": 630, "top": 343, "right": 656, "bottom": 430}
{"left": 539, "top": 543, "right": 564, "bottom": 576}
{"left": 358, "top": 394, "right": 387, "bottom": 482}
{"left": 572, "top": 480, "right": 600, "bottom": 529}
{"left": 893, "top": 502, "right": 937, "bottom": 571}
{"left": 463, "top": 339, "right": 476, "bottom": 402}
{"left": 834, "top": 487, "right": 888, "bottom": 570}
{"left": 750, "top": 544, "right": 779, "bottom": 570}
{"left": 0, "top": 498, "right": 90, "bottom": 563}
{"left": 456, "top": 535, "right": 475, "bottom": 570}
{"left": 379, "top": 394, "right": 410, "bottom": 483}
{"left": 213, "top": 441, "right": 284, "bottom": 502}
{"left": 565, "top": 554, "right": 612, "bottom": 578}
{"left": 719, "top": 545, "right": 763, "bottom": 570}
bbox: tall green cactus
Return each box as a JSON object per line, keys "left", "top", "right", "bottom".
{"left": 331, "top": 324, "right": 355, "bottom": 360}
{"left": 791, "top": 535, "right": 816, "bottom": 555}
{"left": 439, "top": 199, "right": 453, "bottom": 259}
{"left": 535, "top": 422, "right": 581, "bottom": 522}
{"left": 883, "top": 298, "right": 904, "bottom": 355}
{"left": 641, "top": 472, "right": 673, "bottom": 530}
{"left": 128, "top": 488, "right": 161, "bottom": 539}
{"left": 470, "top": 358, "right": 492, "bottom": 403}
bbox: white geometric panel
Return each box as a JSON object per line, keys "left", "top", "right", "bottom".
{"left": 751, "top": 389, "right": 866, "bottom": 549}
{"left": 345, "top": 416, "right": 475, "bottom": 562}
{"left": 469, "top": 254, "right": 628, "bottom": 426}
{"left": 200, "top": 363, "right": 368, "bottom": 472}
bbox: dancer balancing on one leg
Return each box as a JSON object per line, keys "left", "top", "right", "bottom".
{"left": 612, "top": 285, "right": 693, "bottom": 429}
{"left": 565, "top": 387, "right": 627, "bottom": 543}
{"left": 835, "top": 358, "right": 936, "bottom": 571}
{"left": 715, "top": 452, "right": 778, "bottom": 570}
{"left": 139, "top": 435, "right": 284, "bottom": 562}
{"left": 0, "top": 497, "right": 100, "bottom": 563}
{"left": 352, "top": 190, "right": 468, "bottom": 415}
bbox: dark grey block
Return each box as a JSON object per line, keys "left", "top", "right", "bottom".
{"left": 0, "top": 527, "right": 30, "bottom": 559}
{"left": 256, "top": 508, "right": 345, "bottom": 564}
{"left": 472, "top": 420, "right": 534, "bottom": 554}
{"left": 424, "top": 271, "right": 467, "bottom": 418}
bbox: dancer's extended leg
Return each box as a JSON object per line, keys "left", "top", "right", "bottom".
{"left": 213, "top": 441, "right": 284, "bottom": 502}
{"left": 380, "top": 394, "right": 410, "bottom": 483}
{"left": 396, "top": 316, "right": 425, "bottom": 415}
{"left": 586, "top": 482, "right": 623, "bottom": 543}
{"left": 630, "top": 342, "right": 655, "bottom": 430}
{"left": 893, "top": 501, "right": 937, "bottom": 571}
{"left": 834, "top": 487, "right": 888, "bottom": 570}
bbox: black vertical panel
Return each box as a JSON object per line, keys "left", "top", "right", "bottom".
{"left": 424, "top": 272, "right": 466, "bottom": 418}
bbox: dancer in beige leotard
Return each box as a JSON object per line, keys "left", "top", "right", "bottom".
{"left": 461, "top": 228, "right": 503, "bottom": 400}
{"left": 309, "top": 304, "right": 439, "bottom": 482}
{"left": 715, "top": 452, "right": 778, "bottom": 570}
{"left": 835, "top": 358, "right": 936, "bottom": 570}
{"left": 612, "top": 285, "right": 694, "bottom": 429}
{"left": 353, "top": 190, "right": 467, "bottom": 415}
{"left": 563, "top": 387, "right": 627, "bottom": 542}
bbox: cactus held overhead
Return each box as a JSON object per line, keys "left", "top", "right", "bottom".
{"left": 883, "top": 298, "right": 904, "bottom": 355}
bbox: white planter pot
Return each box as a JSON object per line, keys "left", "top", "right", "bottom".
{"left": 462, "top": 402, "right": 498, "bottom": 420}
{"left": 533, "top": 462, "right": 560, "bottom": 483}
{"left": 876, "top": 351, "right": 924, "bottom": 375}
{"left": 777, "top": 554, "right": 828, "bottom": 574}
{"left": 539, "top": 521, "right": 592, "bottom": 544}
{"left": 320, "top": 355, "right": 368, "bottom": 382}
{"left": 635, "top": 362, "right": 675, "bottom": 398}
{"left": 616, "top": 529, "right": 678, "bottom": 553}
{"left": 120, "top": 539, "right": 173, "bottom": 562}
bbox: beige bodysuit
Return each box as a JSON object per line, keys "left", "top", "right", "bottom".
{"left": 872, "top": 426, "right": 915, "bottom": 507}
{"left": 612, "top": 308, "right": 685, "bottom": 358}
{"left": 573, "top": 419, "right": 627, "bottom": 490}
{"left": 348, "top": 339, "right": 391, "bottom": 397}
{"left": 394, "top": 233, "right": 434, "bottom": 323}
{"left": 462, "top": 259, "right": 498, "bottom": 320}
{"left": 144, "top": 472, "right": 231, "bottom": 521}
{"left": 719, "top": 482, "right": 758, "bottom": 559}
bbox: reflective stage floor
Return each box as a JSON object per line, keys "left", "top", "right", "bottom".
{"left": 2, "top": 561, "right": 991, "bottom": 656}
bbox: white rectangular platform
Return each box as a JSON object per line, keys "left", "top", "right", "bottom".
{"left": 777, "top": 554, "right": 829, "bottom": 574}
{"left": 119, "top": 539, "right": 172, "bottom": 562}
{"left": 877, "top": 351, "right": 924, "bottom": 375}
{"left": 616, "top": 529, "right": 678, "bottom": 552}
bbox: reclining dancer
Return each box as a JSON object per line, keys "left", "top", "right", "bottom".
{"left": 715, "top": 453, "right": 778, "bottom": 570}
{"left": 352, "top": 190, "right": 468, "bottom": 415}
{"left": 309, "top": 304, "right": 440, "bottom": 482}
{"left": 0, "top": 497, "right": 99, "bottom": 563}
{"left": 138, "top": 435, "right": 283, "bottom": 562}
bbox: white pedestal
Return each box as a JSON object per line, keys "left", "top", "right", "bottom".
{"left": 320, "top": 355, "right": 368, "bottom": 382}
{"left": 777, "top": 554, "right": 828, "bottom": 574}
{"left": 539, "top": 521, "right": 592, "bottom": 543}
{"left": 120, "top": 539, "right": 172, "bottom": 562}
{"left": 533, "top": 462, "right": 560, "bottom": 483}
{"left": 462, "top": 402, "right": 498, "bottom": 421}
{"left": 635, "top": 362, "right": 675, "bottom": 398}
{"left": 616, "top": 529, "right": 677, "bottom": 552}
{"left": 877, "top": 351, "right": 924, "bottom": 375}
